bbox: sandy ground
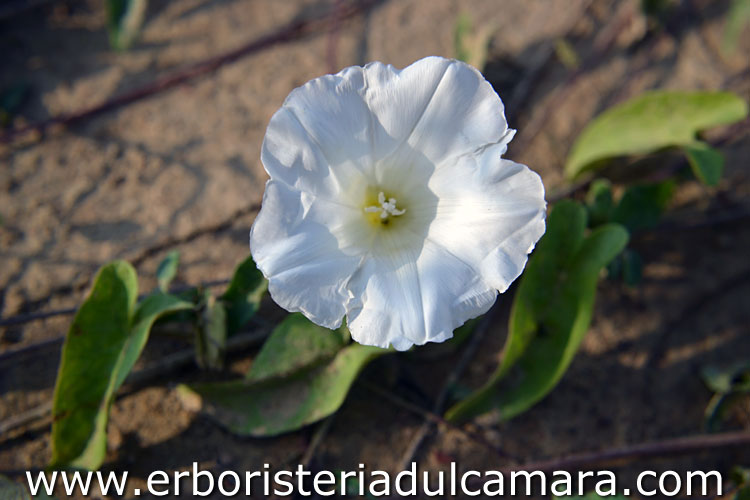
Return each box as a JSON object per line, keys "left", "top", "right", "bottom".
{"left": 1, "top": 0, "right": 749, "bottom": 498}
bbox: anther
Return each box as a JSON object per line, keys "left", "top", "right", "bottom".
{"left": 364, "top": 191, "right": 406, "bottom": 222}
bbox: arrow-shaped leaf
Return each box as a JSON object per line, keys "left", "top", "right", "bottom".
{"left": 155, "top": 250, "right": 179, "bottom": 292}
{"left": 221, "top": 255, "right": 267, "bottom": 335}
{"left": 106, "top": 0, "right": 147, "bottom": 50}
{"left": 684, "top": 141, "right": 724, "bottom": 187}
{"left": 51, "top": 261, "right": 193, "bottom": 470}
{"left": 247, "top": 313, "right": 348, "bottom": 382}
{"left": 565, "top": 91, "right": 747, "bottom": 179}
{"left": 446, "top": 201, "right": 628, "bottom": 422}
{"left": 179, "top": 342, "right": 387, "bottom": 437}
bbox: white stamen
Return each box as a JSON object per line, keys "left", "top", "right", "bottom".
{"left": 364, "top": 191, "right": 406, "bottom": 221}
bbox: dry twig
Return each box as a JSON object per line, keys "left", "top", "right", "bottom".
{"left": 493, "top": 430, "right": 750, "bottom": 475}
{"left": 363, "top": 381, "right": 516, "bottom": 461}
{"left": 397, "top": 306, "right": 499, "bottom": 470}
{"left": 0, "top": 0, "right": 382, "bottom": 145}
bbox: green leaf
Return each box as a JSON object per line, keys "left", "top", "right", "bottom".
{"left": 565, "top": 91, "right": 748, "bottom": 179}
{"left": 247, "top": 313, "right": 348, "bottom": 382}
{"left": 106, "top": 0, "right": 147, "bottom": 50}
{"left": 498, "top": 201, "right": 588, "bottom": 381}
{"left": 684, "top": 141, "right": 724, "bottom": 186}
{"left": 640, "top": 0, "right": 673, "bottom": 17}
{"left": 0, "top": 84, "right": 29, "bottom": 114}
{"left": 621, "top": 249, "right": 643, "bottom": 287}
{"left": 453, "top": 12, "right": 492, "bottom": 69}
{"left": 0, "top": 83, "right": 29, "bottom": 127}
{"left": 554, "top": 38, "right": 580, "bottom": 70}
{"left": 731, "top": 465, "right": 750, "bottom": 486}
{"left": 724, "top": 0, "right": 750, "bottom": 54}
{"left": 6, "top": 471, "right": 57, "bottom": 499}
{"left": 585, "top": 179, "right": 614, "bottom": 227}
{"left": 497, "top": 225, "right": 629, "bottom": 419}
{"left": 702, "top": 361, "right": 750, "bottom": 394}
{"left": 122, "top": 292, "right": 194, "bottom": 386}
{"left": 705, "top": 391, "right": 747, "bottom": 432}
{"left": 0, "top": 475, "right": 30, "bottom": 500}
{"left": 612, "top": 181, "right": 674, "bottom": 233}
{"left": 178, "top": 344, "right": 387, "bottom": 437}
{"left": 51, "top": 262, "right": 136, "bottom": 470}
{"left": 195, "top": 293, "right": 227, "bottom": 371}
{"left": 702, "top": 361, "right": 750, "bottom": 431}
{"left": 155, "top": 250, "right": 179, "bottom": 292}
{"left": 453, "top": 12, "right": 472, "bottom": 64}
{"left": 51, "top": 262, "right": 193, "bottom": 470}
{"left": 221, "top": 255, "right": 267, "bottom": 335}
{"left": 31, "top": 487, "right": 57, "bottom": 500}
{"left": 733, "top": 467, "right": 750, "bottom": 499}
{"left": 446, "top": 201, "right": 629, "bottom": 422}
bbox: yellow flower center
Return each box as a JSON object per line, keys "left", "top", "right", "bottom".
{"left": 363, "top": 191, "right": 406, "bottom": 227}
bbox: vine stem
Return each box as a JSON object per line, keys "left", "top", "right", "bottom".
{"left": 397, "top": 306, "right": 499, "bottom": 470}
{"left": 492, "top": 430, "right": 750, "bottom": 475}
{"left": 0, "top": 0, "right": 382, "bottom": 145}
{"left": 301, "top": 415, "right": 336, "bottom": 468}
{"left": 362, "top": 381, "right": 516, "bottom": 461}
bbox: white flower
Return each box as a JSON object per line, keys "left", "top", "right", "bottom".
{"left": 250, "top": 56, "right": 546, "bottom": 351}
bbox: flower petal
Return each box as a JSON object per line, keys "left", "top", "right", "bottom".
{"left": 425, "top": 145, "right": 547, "bottom": 293}
{"left": 360, "top": 57, "right": 455, "bottom": 161}
{"left": 253, "top": 56, "right": 547, "bottom": 351}
{"left": 262, "top": 57, "right": 512, "bottom": 204}
{"left": 367, "top": 57, "right": 513, "bottom": 168}
{"left": 346, "top": 233, "right": 497, "bottom": 351}
{"left": 261, "top": 66, "right": 372, "bottom": 203}
{"left": 250, "top": 180, "right": 363, "bottom": 328}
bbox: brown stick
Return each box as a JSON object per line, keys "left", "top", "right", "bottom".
{"left": 362, "top": 381, "right": 516, "bottom": 461}
{"left": 511, "top": 0, "right": 636, "bottom": 156}
{"left": 397, "top": 306, "right": 499, "bottom": 469}
{"left": 300, "top": 415, "right": 336, "bottom": 468}
{"left": 0, "top": 0, "right": 382, "bottom": 145}
{"left": 494, "top": 430, "right": 750, "bottom": 475}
